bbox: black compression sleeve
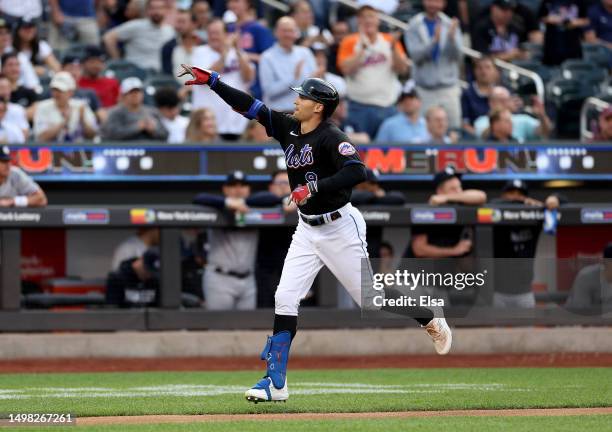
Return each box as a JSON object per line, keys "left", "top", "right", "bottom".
{"left": 211, "top": 80, "right": 256, "bottom": 114}
{"left": 316, "top": 163, "right": 367, "bottom": 194}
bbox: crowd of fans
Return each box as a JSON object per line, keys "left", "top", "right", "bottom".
{"left": 0, "top": 0, "right": 609, "bottom": 145}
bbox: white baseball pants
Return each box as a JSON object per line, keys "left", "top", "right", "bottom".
{"left": 274, "top": 202, "right": 371, "bottom": 316}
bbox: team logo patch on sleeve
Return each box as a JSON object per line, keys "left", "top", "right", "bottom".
{"left": 338, "top": 142, "right": 356, "bottom": 156}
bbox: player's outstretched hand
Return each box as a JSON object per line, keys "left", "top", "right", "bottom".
{"left": 177, "top": 64, "right": 219, "bottom": 86}
{"left": 291, "top": 183, "right": 316, "bottom": 206}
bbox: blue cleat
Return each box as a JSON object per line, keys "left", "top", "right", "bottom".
{"left": 245, "top": 331, "right": 291, "bottom": 403}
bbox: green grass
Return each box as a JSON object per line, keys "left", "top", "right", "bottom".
{"left": 0, "top": 368, "right": 610, "bottom": 417}
{"left": 11, "top": 416, "right": 612, "bottom": 432}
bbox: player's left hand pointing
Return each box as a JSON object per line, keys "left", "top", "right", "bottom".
{"left": 291, "top": 182, "right": 317, "bottom": 206}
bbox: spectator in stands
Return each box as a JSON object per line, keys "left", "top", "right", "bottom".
{"left": 311, "top": 42, "right": 346, "bottom": 98}
{"left": 102, "top": 77, "right": 168, "bottom": 141}
{"left": 193, "top": 170, "right": 258, "bottom": 310}
{"left": 226, "top": 0, "right": 275, "bottom": 99}
{"left": 327, "top": 20, "right": 350, "bottom": 76}
{"left": 539, "top": 0, "right": 590, "bottom": 66}
{"left": 12, "top": 18, "right": 61, "bottom": 75}
{"left": 426, "top": 106, "right": 458, "bottom": 144}
{"left": 185, "top": 107, "right": 218, "bottom": 143}
{"left": 0, "top": 145, "right": 47, "bottom": 207}
{"left": 338, "top": 5, "right": 410, "bottom": 138}
{"left": 352, "top": 168, "right": 406, "bottom": 259}
{"left": 103, "top": 0, "right": 175, "bottom": 72}
{"left": 0, "top": 20, "right": 39, "bottom": 91}
{"left": 253, "top": 170, "right": 297, "bottom": 307}
{"left": 585, "top": 0, "right": 612, "bottom": 58}
{"left": 594, "top": 106, "right": 612, "bottom": 141}
{"left": 0, "top": 75, "right": 29, "bottom": 139}
{"left": 490, "top": 179, "right": 562, "bottom": 308}
{"left": 0, "top": 97, "right": 24, "bottom": 143}
{"left": 161, "top": 9, "right": 202, "bottom": 78}
{"left": 191, "top": 0, "right": 211, "bottom": 43}
{"left": 472, "top": 0, "right": 538, "bottom": 61}
{"left": 259, "top": 17, "right": 316, "bottom": 113}
{"left": 375, "top": 81, "right": 430, "bottom": 144}
{"left": 242, "top": 119, "right": 273, "bottom": 142}
{"left": 155, "top": 87, "right": 188, "bottom": 144}
{"left": 78, "top": 46, "right": 121, "bottom": 109}
{"left": 48, "top": 0, "right": 100, "bottom": 51}
{"left": 330, "top": 96, "right": 370, "bottom": 144}
{"left": 111, "top": 227, "right": 160, "bottom": 271}
{"left": 61, "top": 55, "right": 101, "bottom": 115}
{"left": 474, "top": 86, "right": 552, "bottom": 142}
{"left": 0, "top": 0, "right": 43, "bottom": 27}
{"left": 34, "top": 72, "right": 98, "bottom": 143}
{"left": 405, "top": 0, "right": 463, "bottom": 128}
{"left": 565, "top": 243, "right": 612, "bottom": 311}
{"left": 461, "top": 56, "right": 500, "bottom": 135}
{"left": 191, "top": 19, "right": 254, "bottom": 139}
{"left": 1, "top": 53, "right": 38, "bottom": 114}
{"left": 290, "top": 0, "right": 333, "bottom": 48}
{"left": 485, "top": 108, "right": 516, "bottom": 142}
{"left": 405, "top": 167, "right": 486, "bottom": 258}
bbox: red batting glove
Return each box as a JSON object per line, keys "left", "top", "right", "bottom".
{"left": 177, "top": 64, "right": 218, "bottom": 86}
{"left": 291, "top": 185, "right": 312, "bottom": 206}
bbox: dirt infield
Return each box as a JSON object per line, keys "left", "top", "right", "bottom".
{"left": 1, "top": 353, "right": 612, "bottom": 373}
{"left": 76, "top": 408, "right": 612, "bottom": 426}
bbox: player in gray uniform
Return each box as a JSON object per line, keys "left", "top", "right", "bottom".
{"left": 0, "top": 146, "right": 47, "bottom": 207}
{"left": 194, "top": 171, "right": 258, "bottom": 310}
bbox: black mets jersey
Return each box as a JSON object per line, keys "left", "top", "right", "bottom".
{"left": 260, "top": 111, "right": 364, "bottom": 215}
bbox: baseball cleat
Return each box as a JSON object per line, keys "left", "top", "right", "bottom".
{"left": 245, "top": 376, "right": 289, "bottom": 403}
{"left": 424, "top": 317, "right": 452, "bottom": 355}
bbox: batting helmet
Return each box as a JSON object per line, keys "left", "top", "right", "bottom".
{"left": 291, "top": 78, "right": 339, "bottom": 118}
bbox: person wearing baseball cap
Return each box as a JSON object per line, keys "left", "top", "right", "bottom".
{"left": 566, "top": 242, "right": 612, "bottom": 311}
{"left": 375, "top": 80, "right": 430, "bottom": 144}
{"left": 594, "top": 106, "right": 612, "bottom": 142}
{"left": 0, "top": 145, "right": 47, "bottom": 207}
{"left": 33, "top": 71, "right": 98, "bottom": 142}
{"left": 101, "top": 77, "right": 168, "bottom": 141}
{"left": 404, "top": 167, "right": 486, "bottom": 260}
{"left": 193, "top": 169, "right": 258, "bottom": 311}
{"left": 79, "top": 46, "right": 120, "bottom": 108}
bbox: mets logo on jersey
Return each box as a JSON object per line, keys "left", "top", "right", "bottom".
{"left": 285, "top": 144, "right": 314, "bottom": 168}
{"left": 338, "top": 142, "right": 356, "bottom": 156}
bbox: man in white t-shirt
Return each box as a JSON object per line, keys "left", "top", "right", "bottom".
{"left": 191, "top": 19, "right": 255, "bottom": 139}
{"left": 337, "top": 5, "right": 410, "bottom": 138}
{"left": 33, "top": 72, "right": 98, "bottom": 143}
{"left": 154, "top": 87, "right": 188, "bottom": 144}
{"left": 103, "top": 0, "right": 175, "bottom": 72}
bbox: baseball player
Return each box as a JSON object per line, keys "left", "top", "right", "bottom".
{"left": 178, "top": 64, "right": 452, "bottom": 403}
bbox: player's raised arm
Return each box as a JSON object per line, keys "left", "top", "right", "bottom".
{"left": 178, "top": 64, "right": 292, "bottom": 142}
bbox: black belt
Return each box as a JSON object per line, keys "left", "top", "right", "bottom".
{"left": 300, "top": 211, "right": 342, "bottom": 226}
{"left": 214, "top": 267, "right": 251, "bottom": 279}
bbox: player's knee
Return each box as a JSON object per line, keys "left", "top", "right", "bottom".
{"left": 274, "top": 290, "right": 299, "bottom": 315}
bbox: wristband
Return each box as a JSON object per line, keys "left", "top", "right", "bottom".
{"left": 14, "top": 196, "right": 28, "bottom": 207}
